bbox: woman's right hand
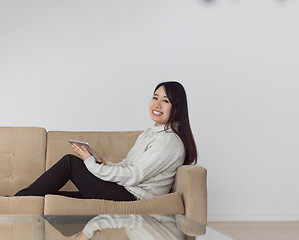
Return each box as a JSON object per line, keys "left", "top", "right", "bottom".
{"left": 72, "top": 144, "right": 92, "bottom": 161}
{"left": 93, "top": 148, "right": 106, "bottom": 165}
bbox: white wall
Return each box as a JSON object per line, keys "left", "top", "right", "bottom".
{"left": 1, "top": 0, "right": 299, "bottom": 221}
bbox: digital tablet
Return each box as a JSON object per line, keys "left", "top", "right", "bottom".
{"left": 69, "top": 140, "right": 104, "bottom": 164}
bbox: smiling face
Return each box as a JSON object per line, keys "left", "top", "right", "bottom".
{"left": 149, "top": 86, "right": 172, "bottom": 126}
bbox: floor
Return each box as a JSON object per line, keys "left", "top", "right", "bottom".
{"left": 207, "top": 221, "right": 299, "bottom": 240}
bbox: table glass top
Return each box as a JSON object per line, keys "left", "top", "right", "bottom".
{"left": 0, "top": 214, "right": 235, "bottom": 240}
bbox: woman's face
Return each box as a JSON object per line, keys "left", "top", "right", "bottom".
{"left": 149, "top": 86, "right": 172, "bottom": 126}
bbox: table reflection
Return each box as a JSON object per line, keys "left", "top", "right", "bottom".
{"left": 44, "top": 214, "right": 206, "bottom": 240}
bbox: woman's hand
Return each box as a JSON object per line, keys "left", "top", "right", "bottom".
{"left": 93, "top": 148, "right": 106, "bottom": 165}
{"left": 72, "top": 144, "right": 92, "bottom": 160}
{"left": 72, "top": 231, "right": 90, "bottom": 240}
{"left": 72, "top": 144, "right": 106, "bottom": 164}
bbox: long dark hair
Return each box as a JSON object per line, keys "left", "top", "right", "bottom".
{"left": 154, "top": 81, "right": 197, "bottom": 165}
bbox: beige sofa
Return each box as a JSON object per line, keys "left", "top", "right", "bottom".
{"left": 0, "top": 127, "right": 207, "bottom": 225}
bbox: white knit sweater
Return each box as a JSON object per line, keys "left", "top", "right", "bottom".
{"left": 84, "top": 124, "right": 185, "bottom": 200}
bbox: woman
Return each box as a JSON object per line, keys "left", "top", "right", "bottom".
{"left": 15, "top": 81, "right": 197, "bottom": 202}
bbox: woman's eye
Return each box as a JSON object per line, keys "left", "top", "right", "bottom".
{"left": 153, "top": 96, "right": 158, "bottom": 100}
{"left": 163, "top": 99, "right": 169, "bottom": 103}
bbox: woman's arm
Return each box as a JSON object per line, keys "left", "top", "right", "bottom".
{"left": 84, "top": 134, "right": 184, "bottom": 187}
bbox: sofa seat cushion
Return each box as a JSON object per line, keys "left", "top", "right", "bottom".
{"left": 44, "top": 192, "right": 184, "bottom": 215}
{"left": 0, "top": 196, "right": 44, "bottom": 214}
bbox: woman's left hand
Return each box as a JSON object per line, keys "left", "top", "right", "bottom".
{"left": 72, "top": 144, "right": 92, "bottom": 160}
{"left": 72, "top": 231, "right": 90, "bottom": 240}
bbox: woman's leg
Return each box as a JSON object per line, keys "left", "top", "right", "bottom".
{"left": 15, "top": 154, "right": 136, "bottom": 201}
{"left": 15, "top": 154, "right": 75, "bottom": 197}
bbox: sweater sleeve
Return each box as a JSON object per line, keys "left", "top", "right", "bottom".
{"left": 84, "top": 134, "right": 184, "bottom": 187}
{"left": 105, "top": 158, "right": 128, "bottom": 167}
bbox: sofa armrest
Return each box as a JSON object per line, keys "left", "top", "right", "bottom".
{"left": 172, "top": 165, "right": 207, "bottom": 225}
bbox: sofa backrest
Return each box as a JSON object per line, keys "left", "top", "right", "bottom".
{"left": 0, "top": 127, "right": 47, "bottom": 196}
{"left": 46, "top": 130, "right": 142, "bottom": 191}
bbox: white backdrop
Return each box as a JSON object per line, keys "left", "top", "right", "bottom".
{"left": 1, "top": 0, "right": 299, "bottom": 221}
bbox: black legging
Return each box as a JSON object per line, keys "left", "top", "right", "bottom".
{"left": 15, "top": 154, "right": 136, "bottom": 201}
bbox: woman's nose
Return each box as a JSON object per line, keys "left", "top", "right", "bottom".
{"left": 155, "top": 101, "right": 162, "bottom": 108}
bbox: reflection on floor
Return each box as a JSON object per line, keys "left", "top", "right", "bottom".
{"left": 208, "top": 221, "right": 299, "bottom": 240}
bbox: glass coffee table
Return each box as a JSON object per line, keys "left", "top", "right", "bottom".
{"left": 0, "top": 214, "right": 235, "bottom": 240}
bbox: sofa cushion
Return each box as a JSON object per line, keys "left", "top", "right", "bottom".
{"left": 0, "top": 196, "right": 44, "bottom": 214}
{"left": 46, "top": 130, "right": 142, "bottom": 191}
{"left": 44, "top": 192, "right": 184, "bottom": 215}
{"left": 0, "top": 127, "right": 47, "bottom": 196}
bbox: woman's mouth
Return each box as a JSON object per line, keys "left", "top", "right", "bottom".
{"left": 153, "top": 110, "right": 163, "bottom": 116}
